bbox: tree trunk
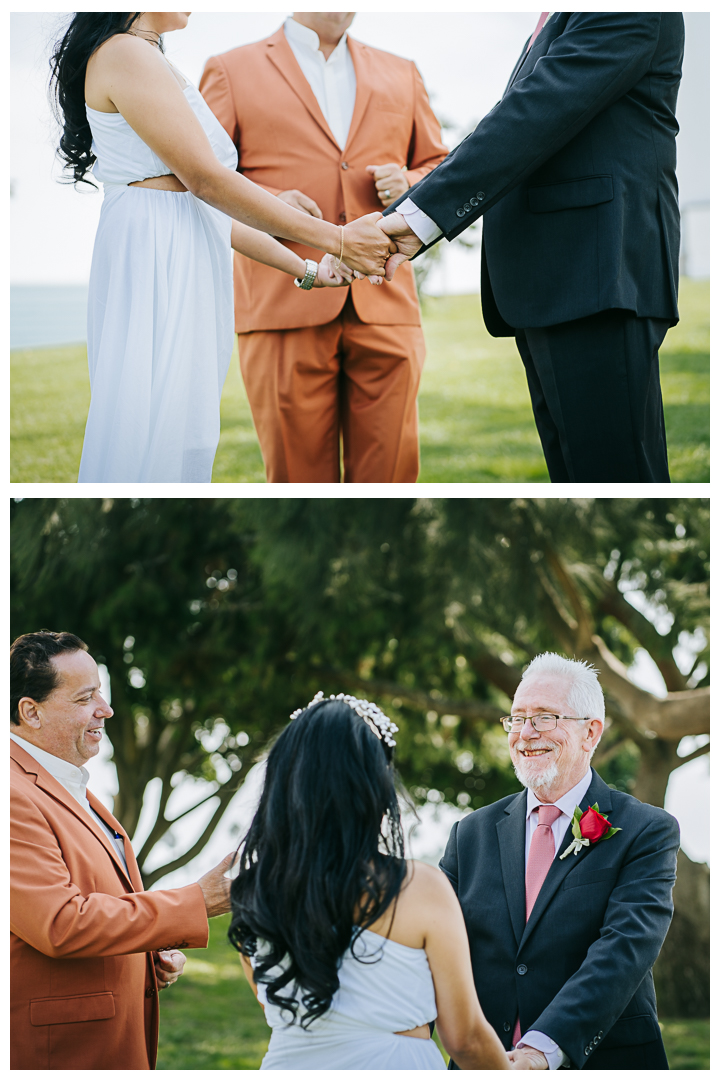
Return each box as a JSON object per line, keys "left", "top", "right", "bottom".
{"left": 653, "top": 850, "right": 710, "bottom": 1018}
{"left": 630, "top": 738, "right": 679, "bottom": 808}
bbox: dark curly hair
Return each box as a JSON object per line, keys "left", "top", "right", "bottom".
{"left": 49, "top": 14, "right": 159, "bottom": 187}
{"left": 228, "top": 698, "right": 407, "bottom": 1028}
{"left": 11, "top": 630, "right": 88, "bottom": 723}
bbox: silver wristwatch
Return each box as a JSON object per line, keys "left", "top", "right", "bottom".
{"left": 294, "top": 259, "right": 319, "bottom": 290}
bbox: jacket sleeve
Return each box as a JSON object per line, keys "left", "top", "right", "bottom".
{"left": 439, "top": 819, "right": 460, "bottom": 893}
{"left": 199, "top": 54, "right": 283, "bottom": 196}
{"left": 533, "top": 808, "right": 679, "bottom": 1068}
{"left": 403, "top": 63, "right": 448, "bottom": 188}
{"left": 10, "top": 788, "right": 209, "bottom": 959}
{"left": 400, "top": 12, "right": 664, "bottom": 242}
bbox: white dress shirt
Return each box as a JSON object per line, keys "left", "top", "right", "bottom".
{"left": 283, "top": 18, "right": 357, "bottom": 150}
{"left": 395, "top": 13, "right": 557, "bottom": 246}
{"left": 518, "top": 769, "right": 593, "bottom": 1069}
{"left": 10, "top": 732, "right": 129, "bottom": 874}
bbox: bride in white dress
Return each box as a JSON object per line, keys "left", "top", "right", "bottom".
{"left": 228, "top": 692, "right": 513, "bottom": 1070}
{"left": 49, "top": 13, "right": 393, "bottom": 483}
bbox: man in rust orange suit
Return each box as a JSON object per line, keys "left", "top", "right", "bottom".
{"left": 10, "top": 631, "right": 234, "bottom": 1070}
{"left": 200, "top": 12, "right": 447, "bottom": 483}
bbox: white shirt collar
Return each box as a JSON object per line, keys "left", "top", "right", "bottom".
{"left": 10, "top": 731, "right": 90, "bottom": 789}
{"left": 525, "top": 768, "right": 593, "bottom": 820}
{"left": 284, "top": 17, "right": 348, "bottom": 63}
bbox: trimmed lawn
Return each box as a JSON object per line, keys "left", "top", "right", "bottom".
{"left": 156, "top": 915, "right": 709, "bottom": 1070}
{"left": 11, "top": 279, "right": 708, "bottom": 483}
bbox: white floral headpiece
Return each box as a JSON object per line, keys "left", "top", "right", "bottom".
{"left": 290, "top": 691, "right": 399, "bottom": 748}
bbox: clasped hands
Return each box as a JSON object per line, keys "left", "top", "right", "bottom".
{"left": 319, "top": 211, "right": 422, "bottom": 286}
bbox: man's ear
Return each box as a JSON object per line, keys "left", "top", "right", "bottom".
{"left": 585, "top": 718, "right": 604, "bottom": 751}
{"left": 16, "top": 697, "right": 42, "bottom": 730}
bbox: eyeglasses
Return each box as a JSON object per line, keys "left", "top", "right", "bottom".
{"left": 500, "top": 713, "right": 590, "bottom": 733}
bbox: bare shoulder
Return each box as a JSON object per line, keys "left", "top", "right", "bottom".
{"left": 402, "top": 859, "right": 457, "bottom": 905}
{"left": 89, "top": 33, "right": 166, "bottom": 77}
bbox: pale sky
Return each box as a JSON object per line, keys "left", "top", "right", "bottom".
{"left": 10, "top": 12, "right": 710, "bottom": 286}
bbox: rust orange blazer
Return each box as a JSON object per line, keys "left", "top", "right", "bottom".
{"left": 10, "top": 740, "right": 209, "bottom": 1070}
{"left": 200, "top": 28, "right": 448, "bottom": 332}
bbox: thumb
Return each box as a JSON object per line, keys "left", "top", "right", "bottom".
{"left": 384, "top": 251, "right": 407, "bottom": 282}
{"left": 365, "top": 164, "right": 379, "bottom": 174}
{"left": 218, "top": 851, "right": 236, "bottom": 871}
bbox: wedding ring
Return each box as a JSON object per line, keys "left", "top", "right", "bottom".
{"left": 383, "top": 189, "right": 391, "bottom": 199}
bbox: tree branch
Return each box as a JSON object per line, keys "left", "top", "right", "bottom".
{"left": 141, "top": 771, "right": 245, "bottom": 888}
{"left": 596, "top": 581, "right": 687, "bottom": 692}
{"left": 676, "top": 740, "right": 710, "bottom": 765}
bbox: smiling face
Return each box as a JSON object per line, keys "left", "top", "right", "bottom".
{"left": 508, "top": 673, "right": 603, "bottom": 802}
{"left": 16, "top": 650, "right": 114, "bottom": 767}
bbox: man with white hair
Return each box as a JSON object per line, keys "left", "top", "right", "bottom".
{"left": 440, "top": 652, "right": 680, "bottom": 1070}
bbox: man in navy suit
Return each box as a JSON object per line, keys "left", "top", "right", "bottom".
{"left": 381, "top": 13, "right": 685, "bottom": 483}
{"left": 440, "top": 652, "right": 679, "bottom": 1069}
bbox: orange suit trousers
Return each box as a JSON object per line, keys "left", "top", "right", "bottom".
{"left": 238, "top": 293, "right": 425, "bottom": 484}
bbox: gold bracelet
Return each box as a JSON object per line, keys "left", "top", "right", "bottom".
{"left": 339, "top": 225, "right": 344, "bottom": 265}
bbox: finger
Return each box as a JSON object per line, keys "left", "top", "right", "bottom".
{"left": 368, "top": 275, "right": 384, "bottom": 286}
{"left": 297, "top": 194, "right": 323, "bottom": 219}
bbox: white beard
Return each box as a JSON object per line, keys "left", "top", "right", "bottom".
{"left": 513, "top": 750, "right": 560, "bottom": 794}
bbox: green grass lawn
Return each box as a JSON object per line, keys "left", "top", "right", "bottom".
{"left": 11, "top": 279, "right": 708, "bottom": 483}
{"left": 156, "top": 914, "right": 709, "bottom": 1070}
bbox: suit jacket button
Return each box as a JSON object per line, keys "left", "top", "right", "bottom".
{"left": 598, "top": 1032, "right": 603, "bottom": 1037}
{"left": 584, "top": 1048, "right": 590, "bottom": 1056}
{"left": 341, "top": 161, "right": 349, "bottom": 170}
{"left": 477, "top": 191, "right": 485, "bottom": 200}
{"left": 456, "top": 208, "right": 465, "bottom": 217}
{"left": 503, "top": 1022, "right": 511, "bottom": 1032}
{"left": 339, "top": 212, "right": 347, "bottom": 222}
{"left": 145, "top": 986, "right": 156, "bottom": 998}
{"left": 463, "top": 202, "right": 472, "bottom": 212}
{"left": 516, "top": 964, "right": 527, "bottom": 975}
{"left": 469, "top": 197, "right": 478, "bottom": 207}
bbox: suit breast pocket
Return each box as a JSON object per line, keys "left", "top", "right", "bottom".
{"left": 562, "top": 867, "right": 617, "bottom": 891}
{"left": 528, "top": 174, "right": 614, "bottom": 213}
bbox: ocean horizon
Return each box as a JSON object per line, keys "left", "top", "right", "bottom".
{"left": 11, "top": 284, "right": 89, "bottom": 350}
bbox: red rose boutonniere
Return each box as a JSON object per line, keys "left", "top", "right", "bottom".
{"left": 559, "top": 803, "right": 621, "bottom": 859}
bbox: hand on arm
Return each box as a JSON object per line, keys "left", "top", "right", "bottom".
{"left": 196, "top": 853, "right": 235, "bottom": 918}
{"left": 365, "top": 163, "right": 410, "bottom": 207}
{"left": 277, "top": 189, "right": 323, "bottom": 219}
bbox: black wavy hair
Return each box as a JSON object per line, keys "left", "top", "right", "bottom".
{"left": 48, "top": 14, "right": 160, "bottom": 187}
{"left": 228, "top": 698, "right": 407, "bottom": 1028}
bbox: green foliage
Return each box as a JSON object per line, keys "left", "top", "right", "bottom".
{"left": 10, "top": 280, "right": 709, "bottom": 483}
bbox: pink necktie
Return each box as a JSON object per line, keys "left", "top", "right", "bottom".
{"left": 513, "top": 804, "right": 563, "bottom": 1047}
{"left": 526, "top": 11, "right": 550, "bottom": 52}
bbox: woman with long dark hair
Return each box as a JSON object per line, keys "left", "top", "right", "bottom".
{"left": 229, "top": 693, "right": 511, "bottom": 1070}
{"left": 49, "top": 13, "right": 391, "bottom": 483}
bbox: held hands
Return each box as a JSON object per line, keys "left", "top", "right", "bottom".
{"left": 313, "top": 254, "right": 383, "bottom": 288}
{"left": 377, "top": 211, "right": 424, "bottom": 280}
{"left": 366, "top": 162, "right": 410, "bottom": 207}
{"left": 154, "top": 949, "right": 187, "bottom": 990}
{"left": 340, "top": 212, "right": 397, "bottom": 277}
{"left": 507, "top": 1048, "right": 550, "bottom": 1070}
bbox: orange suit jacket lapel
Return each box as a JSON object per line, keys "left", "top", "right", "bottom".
{"left": 11, "top": 740, "right": 137, "bottom": 891}
{"left": 264, "top": 27, "right": 340, "bottom": 150}
{"left": 344, "top": 38, "right": 374, "bottom": 154}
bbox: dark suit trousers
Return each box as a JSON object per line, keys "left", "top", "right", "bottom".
{"left": 515, "top": 311, "right": 672, "bottom": 482}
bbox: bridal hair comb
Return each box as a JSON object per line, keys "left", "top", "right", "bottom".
{"left": 290, "top": 691, "right": 399, "bottom": 748}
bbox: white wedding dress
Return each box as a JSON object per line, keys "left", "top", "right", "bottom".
{"left": 79, "top": 65, "right": 238, "bottom": 482}
{"left": 254, "top": 928, "right": 447, "bottom": 1070}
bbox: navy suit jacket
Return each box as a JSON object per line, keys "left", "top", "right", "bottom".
{"left": 439, "top": 769, "right": 679, "bottom": 1069}
{"left": 389, "top": 13, "right": 684, "bottom": 335}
